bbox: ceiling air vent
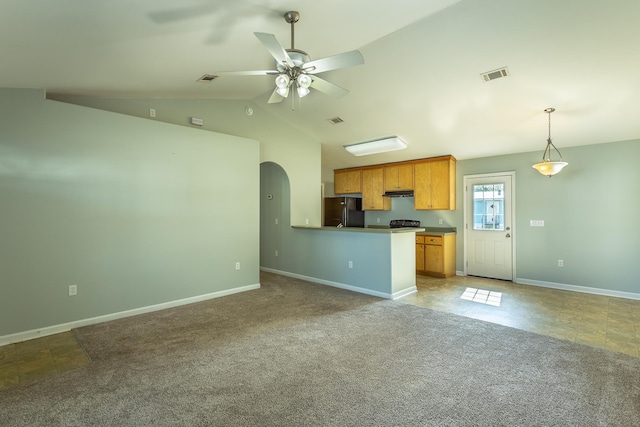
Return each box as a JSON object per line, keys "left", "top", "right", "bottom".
{"left": 197, "top": 74, "right": 218, "bottom": 82}
{"left": 480, "top": 67, "right": 509, "bottom": 82}
{"left": 327, "top": 117, "right": 344, "bottom": 125}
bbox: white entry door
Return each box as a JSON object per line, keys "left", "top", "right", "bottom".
{"left": 464, "top": 172, "right": 514, "bottom": 280}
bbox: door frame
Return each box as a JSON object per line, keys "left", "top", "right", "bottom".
{"left": 463, "top": 171, "right": 516, "bottom": 280}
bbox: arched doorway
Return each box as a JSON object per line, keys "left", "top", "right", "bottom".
{"left": 260, "top": 162, "right": 291, "bottom": 270}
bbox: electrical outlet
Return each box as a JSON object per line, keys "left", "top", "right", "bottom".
{"left": 235, "top": 262, "right": 240, "bottom": 270}
{"left": 348, "top": 261, "right": 353, "bottom": 269}
{"left": 376, "top": 218, "right": 380, "bottom": 223}
{"left": 149, "top": 108, "right": 156, "bottom": 118}
{"left": 275, "top": 250, "right": 278, "bottom": 257}
{"left": 439, "top": 218, "right": 443, "bottom": 225}
{"left": 557, "top": 260, "right": 564, "bottom": 267}
{"left": 305, "top": 218, "right": 309, "bottom": 225}
{"left": 69, "top": 285, "right": 77, "bottom": 296}
{"left": 530, "top": 220, "right": 545, "bottom": 227}
{"left": 275, "top": 218, "right": 278, "bottom": 225}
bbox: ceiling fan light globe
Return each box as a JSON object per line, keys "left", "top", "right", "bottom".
{"left": 297, "top": 86, "right": 310, "bottom": 97}
{"left": 275, "top": 74, "right": 290, "bottom": 89}
{"left": 276, "top": 86, "right": 289, "bottom": 97}
{"left": 297, "top": 74, "right": 312, "bottom": 88}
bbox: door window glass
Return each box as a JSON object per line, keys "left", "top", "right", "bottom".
{"left": 472, "top": 184, "right": 504, "bottom": 230}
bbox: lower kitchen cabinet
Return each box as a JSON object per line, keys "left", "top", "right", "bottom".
{"left": 416, "top": 233, "right": 456, "bottom": 277}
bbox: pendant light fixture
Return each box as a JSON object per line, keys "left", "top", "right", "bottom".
{"left": 532, "top": 107, "right": 568, "bottom": 177}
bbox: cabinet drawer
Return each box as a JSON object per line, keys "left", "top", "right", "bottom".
{"left": 423, "top": 235, "right": 443, "bottom": 245}
{"left": 416, "top": 235, "right": 425, "bottom": 244}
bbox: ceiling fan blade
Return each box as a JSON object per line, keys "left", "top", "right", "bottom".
{"left": 254, "top": 32, "right": 294, "bottom": 68}
{"left": 310, "top": 76, "right": 349, "bottom": 98}
{"left": 267, "top": 88, "right": 285, "bottom": 104}
{"left": 214, "top": 70, "right": 279, "bottom": 76}
{"left": 303, "top": 50, "right": 364, "bottom": 74}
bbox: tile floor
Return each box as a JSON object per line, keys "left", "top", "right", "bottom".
{"left": 401, "top": 274, "right": 640, "bottom": 357}
{"left": 1, "top": 274, "right": 638, "bottom": 391}
{"left": 0, "top": 331, "right": 90, "bottom": 391}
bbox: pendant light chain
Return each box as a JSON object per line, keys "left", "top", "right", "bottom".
{"left": 544, "top": 108, "right": 564, "bottom": 162}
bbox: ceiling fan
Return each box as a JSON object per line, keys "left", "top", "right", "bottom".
{"left": 214, "top": 11, "right": 364, "bottom": 104}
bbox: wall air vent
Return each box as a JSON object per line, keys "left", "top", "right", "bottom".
{"left": 480, "top": 67, "right": 510, "bottom": 82}
{"left": 327, "top": 117, "right": 344, "bottom": 124}
{"left": 197, "top": 74, "right": 218, "bottom": 82}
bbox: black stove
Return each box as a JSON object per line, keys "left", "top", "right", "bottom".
{"left": 389, "top": 219, "right": 421, "bottom": 228}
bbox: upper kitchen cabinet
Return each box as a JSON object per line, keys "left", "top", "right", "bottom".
{"left": 383, "top": 163, "right": 414, "bottom": 192}
{"left": 334, "top": 168, "right": 362, "bottom": 194}
{"left": 414, "top": 156, "right": 456, "bottom": 210}
{"left": 361, "top": 167, "right": 390, "bottom": 211}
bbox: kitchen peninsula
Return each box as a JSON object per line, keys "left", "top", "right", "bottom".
{"left": 287, "top": 225, "right": 424, "bottom": 300}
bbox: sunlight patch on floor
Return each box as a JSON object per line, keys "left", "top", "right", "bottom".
{"left": 460, "top": 287, "right": 502, "bottom": 306}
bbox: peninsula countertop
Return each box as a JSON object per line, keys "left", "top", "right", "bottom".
{"left": 417, "top": 227, "right": 457, "bottom": 235}
{"left": 291, "top": 226, "right": 425, "bottom": 234}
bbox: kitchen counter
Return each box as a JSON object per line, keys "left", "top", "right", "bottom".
{"left": 418, "top": 227, "right": 457, "bottom": 235}
{"left": 292, "top": 225, "right": 425, "bottom": 234}
{"left": 281, "top": 225, "right": 421, "bottom": 300}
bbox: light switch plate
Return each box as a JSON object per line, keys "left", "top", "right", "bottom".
{"left": 530, "top": 220, "right": 545, "bottom": 227}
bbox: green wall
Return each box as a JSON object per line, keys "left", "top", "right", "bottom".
{"left": 0, "top": 88, "right": 260, "bottom": 339}
{"left": 49, "top": 94, "right": 322, "bottom": 228}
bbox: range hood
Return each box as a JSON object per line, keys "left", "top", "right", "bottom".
{"left": 383, "top": 190, "right": 414, "bottom": 197}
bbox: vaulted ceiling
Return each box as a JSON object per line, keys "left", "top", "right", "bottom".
{"left": 2, "top": 0, "right": 639, "bottom": 170}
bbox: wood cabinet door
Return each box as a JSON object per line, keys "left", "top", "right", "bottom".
{"left": 414, "top": 157, "right": 455, "bottom": 210}
{"left": 384, "top": 164, "right": 413, "bottom": 191}
{"left": 429, "top": 159, "right": 453, "bottom": 210}
{"left": 362, "top": 168, "right": 389, "bottom": 210}
{"left": 425, "top": 244, "right": 444, "bottom": 275}
{"left": 396, "top": 163, "right": 414, "bottom": 190}
{"left": 416, "top": 244, "right": 425, "bottom": 271}
{"left": 334, "top": 169, "right": 362, "bottom": 194}
{"left": 414, "top": 161, "right": 432, "bottom": 209}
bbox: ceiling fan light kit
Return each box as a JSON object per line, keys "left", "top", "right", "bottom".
{"left": 532, "top": 107, "right": 568, "bottom": 177}
{"left": 344, "top": 136, "right": 407, "bottom": 157}
{"left": 213, "top": 11, "right": 364, "bottom": 107}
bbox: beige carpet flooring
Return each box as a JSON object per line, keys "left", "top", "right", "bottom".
{"left": 1, "top": 272, "right": 639, "bottom": 426}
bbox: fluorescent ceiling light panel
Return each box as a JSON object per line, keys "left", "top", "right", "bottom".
{"left": 344, "top": 136, "right": 407, "bottom": 156}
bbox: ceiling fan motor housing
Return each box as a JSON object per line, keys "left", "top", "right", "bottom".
{"left": 276, "top": 50, "right": 311, "bottom": 76}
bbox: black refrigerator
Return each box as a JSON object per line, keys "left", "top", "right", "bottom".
{"left": 324, "top": 197, "right": 365, "bottom": 227}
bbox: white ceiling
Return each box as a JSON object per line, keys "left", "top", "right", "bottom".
{"left": 2, "top": 0, "right": 639, "bottom": 170}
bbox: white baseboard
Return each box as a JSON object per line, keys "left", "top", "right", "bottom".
{"left": 0, "top": 283, "right": 260, "bottom": 347}
{"left": 452, "top": 271, "right": 639, "bottom": 301}
{"left": 515, "top": 278, "right": 640, "bottom": 300}
{"left": 391, "top": 286, "right": 418, "bottom": 300}
{"left": 261, "top": 267, "right": 413, "bottom": 300}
